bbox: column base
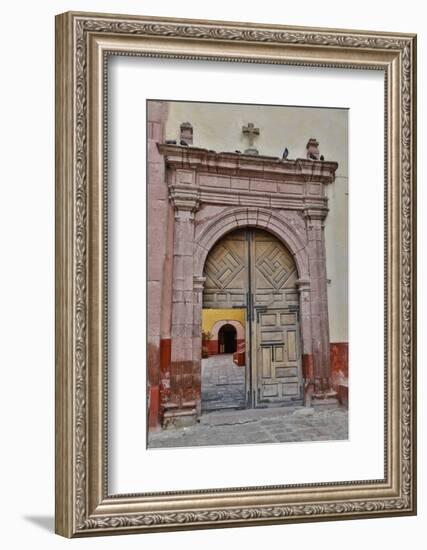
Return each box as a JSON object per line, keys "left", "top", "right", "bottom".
{"left": 162, "top": 401, "right": 198, "bottom": 429}
{"left": 308, "top": 376, "right": 338, "bottom": 405}
{"left": 311, "top": 393, "right": 339, "bottom": 407}
{"left": 311, "top": 389, "right": 339, "bottom": 406}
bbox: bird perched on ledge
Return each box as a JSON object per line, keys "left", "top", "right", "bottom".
{"left": 282, "top": 148, "right": 289, "bottom": 160}
{"left": 306, "top": 138, "right": 320, "bottom": 160}
{"left": 180, "top": 140, "right": 189, "bottom": 146}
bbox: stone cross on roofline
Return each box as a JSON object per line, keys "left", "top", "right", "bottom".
{"left": 168, "top": 121, "right": 326, "bottom": 163}
{"left": 242, "top": 122, "right": 260, "bottom": 155}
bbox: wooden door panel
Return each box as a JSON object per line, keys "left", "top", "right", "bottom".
{"left": 256, "top": 310, "right": 302, "bottom": 403}
{"left": 253, "top": 231, "right": 298, "bottom": 309}
{"left": 252, "top": 228, "right": 302, "bottom": 405}
{"left": 203, "top": 229, "right": 248, "bottom": 308}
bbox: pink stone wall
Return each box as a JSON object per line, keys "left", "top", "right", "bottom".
{"left": 147, "top": 101, "right": 172, "bottom": 429}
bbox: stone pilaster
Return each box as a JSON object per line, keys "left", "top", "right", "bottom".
{"left": 164, "top": 170, "right": 200, "bottom": 427}
{"left": 297, "top": 279, "right": 312, "bottom": 360}
{"left": 297, "top": 279, "right": 314, "bottom": 406}
{"left": 304, "top": 207, "right": 334, "bottom": 397}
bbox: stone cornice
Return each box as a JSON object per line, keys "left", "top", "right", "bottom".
{"left": 158, "top": 144, "right": 339, "bottom": 185}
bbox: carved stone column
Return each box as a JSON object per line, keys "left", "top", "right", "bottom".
{"left": 304, "top": 207, "right": 334, "bottom": 397}
{"left": 297, "top": 279, "right": 315, "bottom": 405}
{"left": 163, "top": 169, "right": 200, "bottom": 427}
{"left": 297, "top": 279, "right": 312, "bottom": 362}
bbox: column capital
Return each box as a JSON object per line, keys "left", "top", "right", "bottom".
{"left": 296, "top": 279, "right": 311, "bottom": 292}
{"left": 303, "top": 206, "right": 329, "bottom": 222}
{"left": 169, "top": 187, "right": 200, "bottom": 220}
{"left": 166, "top": 166, "right": 200, "bottom": 219}
{"left": 193, "top": 276, "right": 206, "bottom": 293}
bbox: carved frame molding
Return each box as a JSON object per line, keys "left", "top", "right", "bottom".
{"left": 55, "top": 11, "right": 416, "bottom": 537}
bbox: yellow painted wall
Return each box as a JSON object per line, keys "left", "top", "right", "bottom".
{"left": 202, "top": 309, "right": 246, "bottom": 335}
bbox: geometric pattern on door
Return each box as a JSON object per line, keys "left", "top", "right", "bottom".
{"left": 203, "top": 229, "right": 248, "bottom": 309}
{"left": 255, "top": 243, "right": 296, "bottom": 289}
{"left": 204, "top": 243, "right": 244, "bottom": 289}
{"left": 253, "top": 230, "right": 298, "bottom": 309}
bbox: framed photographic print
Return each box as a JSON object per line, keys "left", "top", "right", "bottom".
{"left": 55, "top": 11, "right": 417, "bottom": 537}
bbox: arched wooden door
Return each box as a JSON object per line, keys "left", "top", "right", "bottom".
{"left": 203, "top": 228, "right": 303, "bottom": 407}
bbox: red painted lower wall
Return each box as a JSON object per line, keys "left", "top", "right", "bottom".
{"left": 302, "top": 354, "right": 314, "bottom": 380}
{"left": 148, "top": 338, "right": 172, "bottom": 430}
{"left": 205, "top": 340, "right": 218, "bottom": 356}
{"left": 330, "top": 342, "right": 348, "bottom": 386}
{"left": 150, "top": 339, "right": 349, "bottom": 430}
{"left": 148, "top": 385, "right": 160, "bottom": 429}
{"left": 330, "top": 342, "right": 348, "bottom": 405}
{"left": 160, "top": 338, "right": 171, "bottom": 376}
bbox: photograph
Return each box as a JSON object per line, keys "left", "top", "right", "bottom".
{"left": 52, "top": 9, "right": 416, "bottom": 538}
{"left": 146, "top": 100, "right": 349, "bottom": 449}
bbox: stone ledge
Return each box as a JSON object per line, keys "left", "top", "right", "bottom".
{"left": 158, "top": 144, "right": 338, "bottom": 184}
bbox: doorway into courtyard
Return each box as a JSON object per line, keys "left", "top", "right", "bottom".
{"left": 218, "top": 324, "right": 237, "bottom": 353}
{"left": 201, "top": 227, "right": 303, "bottom": 413}
{"left": 201, "top": 311, "right": 246, "bottom": 412}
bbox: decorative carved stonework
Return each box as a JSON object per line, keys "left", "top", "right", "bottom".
{"left": 168, "top": 168, "right": 200, "bottom": 218}
{"left": 157, "top": 143, "right": 339, "bottom": 411}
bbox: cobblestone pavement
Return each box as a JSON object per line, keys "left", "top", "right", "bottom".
{"left": 148, "top": 404, "right": 348, "bottom": 449}
{"left": 201, "top": 354, "right": 245, "bottom": 411}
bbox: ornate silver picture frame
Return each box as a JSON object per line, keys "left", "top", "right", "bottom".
{"left": 55, "top": 11, "right": 416, "bottom": 537}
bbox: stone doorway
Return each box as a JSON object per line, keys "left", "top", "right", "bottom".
{"left": 203, "top": 228, "right": 303, "bottom": 410}
{"left": 153, "top": 141, "right": 339, "bottom": 429}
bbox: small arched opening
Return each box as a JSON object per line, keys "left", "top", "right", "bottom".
{"left": 218, "top": 323, "right": 237, "bottom": 354}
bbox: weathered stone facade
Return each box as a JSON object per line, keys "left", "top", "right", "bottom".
{"left": 147, "top": 101, "right": 341, "bottom": 430}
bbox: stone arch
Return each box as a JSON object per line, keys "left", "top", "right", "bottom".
{"left": 211, "top": 319, "right": 245, "bottom": 341}
{"left": 194, "top": 207, "right": 309, "bottom": 281}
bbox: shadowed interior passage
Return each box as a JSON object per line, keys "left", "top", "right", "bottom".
{"left": 218, "top": 324, "right": 237, "bottom": 353}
